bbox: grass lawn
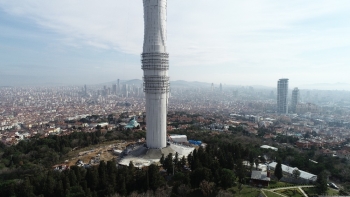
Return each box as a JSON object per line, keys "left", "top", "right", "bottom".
{"left": 275, "top": 188, "right": 304, "bottom": 197}
{"left": 227, "top": 185, "right": 261, "bottom": 197}
{"left": 328, "top": 188, "right": 340, "bottom": 195}
{"left": 268, "top": 180, "right": 295, "bottom": 189}
{"left": 302, "top": 187, "right": 339, "bottom": 196}
{"left": 263, "top": 190, "right": 285, "bottom": 197}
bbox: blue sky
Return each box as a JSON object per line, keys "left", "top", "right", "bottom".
{"left": 0, "top": 0, "right": 350, "bottom": 89}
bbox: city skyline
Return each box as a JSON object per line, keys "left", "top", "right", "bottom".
{"left": 1, "top": 1, "right": 350, "bottom": 90}
{"left": 1, "top": 1, "right": 350, "bottom": 195}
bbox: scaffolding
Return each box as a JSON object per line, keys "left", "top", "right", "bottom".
{"left": 143, "top": 76, "right": 169, "bottom": 94}
{"left": 141, "top": 53, "right": 169, "bottom": 70}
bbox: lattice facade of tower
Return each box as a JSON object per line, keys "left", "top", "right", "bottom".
{"left": 142, "top": 0, "right": 169, "bottom": 149}
{"left": 277, "top": 78, "right": 289, "bottom": 114}
{"left": 291, "top": 87, "right": 299, "bottom": 113}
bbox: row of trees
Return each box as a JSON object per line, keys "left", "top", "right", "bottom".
{"left": 0, "top": 131, "right": 107, "bottom": 179}
{"left": 162, "top": 143, "right": 259, "bottom": 196}
{"left": 0, "top": 121, "right": 347, "bottom": 196}
{"left": 0, "top": 130, "right": 145, "bottom": 181}
{"left": 0, "top": 132, "right": 262, "bottom": 197}
{"left": 0, "top": 160, "right": 165, "bottom": 197}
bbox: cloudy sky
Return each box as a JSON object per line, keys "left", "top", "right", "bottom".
{"left": 0, "top": 0, "right": 350, "bottom": 89}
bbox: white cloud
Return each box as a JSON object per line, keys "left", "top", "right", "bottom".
{"left": 0, "top": 0, "right": 144, "bottom": 53}
{"left": 0, "top": 0, "right": 350, "bottom": 87}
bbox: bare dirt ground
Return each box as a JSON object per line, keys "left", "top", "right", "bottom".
{"left": 64, "top": 140, "right": 132, "bottom": 167}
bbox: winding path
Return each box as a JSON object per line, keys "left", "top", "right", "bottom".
{"left": 262, "top": 185, "right": 315, "bottom": 197}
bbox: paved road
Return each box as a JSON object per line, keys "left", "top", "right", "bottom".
{"left": 262, "top": 189, "right": 288, "bottom": 197}
{"left": 298, "top": 187, "right": 308, "bottom": 197}
{"left": 262, "top": 185, "right": 315, "bottom": 197}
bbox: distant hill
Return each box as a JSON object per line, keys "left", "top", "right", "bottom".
{"left": 124, "top": 79, "right": 143, "bottom": 85}
{"left": 299, "top": 83, "right": 350, "bottom": 91}
{"left": 101, "top": 79, "right": 143, "bottom": 86}
{"left": 103, "top": 80, "right": 350, "bottom": 91}
{"left": 171, "top": 80, "right": 211, "bottom": 88}
{"left": 106, "top": 79, "right": 211, "bottom": 88}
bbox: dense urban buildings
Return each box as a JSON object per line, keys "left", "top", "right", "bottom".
{"left": 277, "top": 78, "right": 289, "bottom": 114}
{"left": 142, "top": 0, "right": 169, "bottom": 149}
{"left": 3, "top": 81, "right": 350, "bottom": 195}
{"left": 2, "top": 83, "right": 350, "bottom": 144}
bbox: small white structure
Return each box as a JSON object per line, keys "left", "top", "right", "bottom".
{"left": 91, "top": 122, "right": 108, "bottom": 128}
{"left": 243, "top": 161, "right": 267, "bottom": 171}
{"left": 113, "top": 149, "right": 123, "bottom": 155}
{"left": 169, "top": 135, "right": 188, "bottom": 143}
{"left": 260, "top": 145, "right": 278, "bottom": 151}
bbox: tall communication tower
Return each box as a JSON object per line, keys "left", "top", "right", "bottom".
{"left": 142, "top": 0, "right": 169, "bottom": 149}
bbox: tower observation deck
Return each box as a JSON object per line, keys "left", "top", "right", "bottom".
{"left": 142, "top": 0, "right": 169, "bottom": 149}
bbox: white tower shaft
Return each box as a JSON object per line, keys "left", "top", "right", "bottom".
{"left": 142, "top": 0, "right": 169, "bottom": 149}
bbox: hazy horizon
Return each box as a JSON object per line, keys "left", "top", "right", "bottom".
{"left": 1, "top": 77, "right": 350, "bottom": 92}
{"left": 1, "top": 0, "right": 350, "bottom": 90}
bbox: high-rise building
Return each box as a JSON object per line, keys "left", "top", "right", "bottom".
{"left": 142, "top": 0, "right": 169, "bottom": 149}
{"left": 112, "top": 84, "right": 117, "bottom": 94}
{"left": 220, "top": 83, "right": 222, "bottom": 92}
{"left": 84, "top": 84, "right": 87, "bottom": 95}
{"left": 277, "top": 78, "right": 289, "bottom": 114}
{"left": 291, "top": 87, "right": 299, "bottom": 113}
{"left": 233, "top": 90, "right": 238, "bottom": 97}
{"left": 117, "top": 79, "right": 120, "bottom": 94}
{"left": 123, "top": 84, "right": 128, "bottom": 98}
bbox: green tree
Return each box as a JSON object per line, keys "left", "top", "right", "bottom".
{"left": 55, "top": 180, "right": 65, "bottom": 197}
{"left": 199, "top": 180, "right": 215, "bottom": 197}
{"left": 190, "top": 167, "right": 212, "bottom": 188}
{"left": 43, "top": 172, "right": 56, "bottom": 197}
{"left": 98, "top": 160, "right": 107, "bottom": 190}
{"left": 172, "top": 172, "right": 190, "bottom": 186}
{"left": 128, "top": 161, "right": 136, "bottom": 177}
{"left": 119, "top": 177, "right": 127, "bottom": 196}
{"left": 174, "top": 152, "right": 179, "bottom": 166}
{"left": 69, "top": 170, "right": 78, "bottom": 186}
{"left": 180, "top": 156, "right": 186, "bottom": 168}
{"left": 219, "top": 168, "right": 235, "bottom": 189}
{"left": 160, "top": 154, "right": 165, "bottom": 165}
{"left": 235, "top": 159, "right": 245, "bottom": 184}
{"left": 16, "top": 177, "right": 35, "bottom": 197}
{"left": 164, "top": 153, "right": 174, "bottom": 175}
{"left": 1, "top": 180, "right": 16, "bottom": 197}
{"left": 86, "top": 167, "right": 99, "bottom": 191}
{"left": 316, "top": 171, "right": 328, "bottom": 195}
{"left": 148, "top": 164, "right": 165, "bottom": 192}
{"left": 274, "top": 160, "right": 283, "bottom": 181}
{"left": 292, "top": 169, "right": 301, "bottom": 180}
{"left": 106, "top": 160, "right": 117, "bottom": 189}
